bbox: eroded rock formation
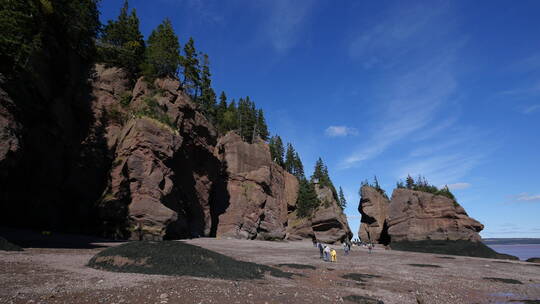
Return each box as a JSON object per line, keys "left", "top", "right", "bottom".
{"left": 358, "top": 185, "right": 390, "bottom": 244}
{"left": 1, "top": 63, "right": 350, "bottom": 242}
{"left": 387, "top": 189, "right": 484, "bottom": 242}
{"left": 312, "top": 184, "right": 353, "bottom": 243}
{"left": 97, "top": 75, "right": 219, "bottom": 240}
{"left": 213, "top": 132, "right": 299, "bottom": 240}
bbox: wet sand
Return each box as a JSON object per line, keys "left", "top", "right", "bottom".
{"left": 1, "top": 238, "right": 539, "bottom": 304}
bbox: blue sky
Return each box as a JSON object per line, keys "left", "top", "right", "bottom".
{"left": 99, "top": 0, "right": 540, "bottom": 238}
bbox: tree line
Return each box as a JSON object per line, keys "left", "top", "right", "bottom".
{"left": 396, "top": 175, "right": 456, "bottom": 201}
{"left": 98, "top": 1, "right": 269, "bottom": 142}
{"left": 268, "top": 137, "right": 346, "bottom": 217}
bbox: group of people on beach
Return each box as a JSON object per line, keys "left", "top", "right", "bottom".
{"left": 314, "top": 240, "right": 352, "bottom": 262}
{"left": 314, "top": 239, "right": 376, "bottom": 262}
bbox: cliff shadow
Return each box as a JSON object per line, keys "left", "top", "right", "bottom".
{"left": 0, "top": 227, "right": 122, "bottom": 249}
{"left": 209, "top": 152, "right": 230, "bottom": 237}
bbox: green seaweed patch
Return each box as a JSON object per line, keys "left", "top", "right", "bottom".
{"left": 408, "top": 264, "right": 442, "bottom": 268}
{"left": 0, "top": 236, "right": 23, "bottom": 251}
{"left": 342, "top": 273, "right": 381, "bottom": 283}
{"left": 88, "top": 241, "right": 293, "bottom": 280}
{"left": 276, "top": 263, "right": 316, "bottom": 270}
{"left": 436, "top": 256, "right": 456, "bottom": 259}
{"left": 342, "top": 295, "right": 384, "bottom": 304}
{"left": 483, "top": 277, "right": 523, "bottom": 284}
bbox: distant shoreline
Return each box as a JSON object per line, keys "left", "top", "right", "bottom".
{"left": 482, "top": 238, "right": 540, "bottom": 245}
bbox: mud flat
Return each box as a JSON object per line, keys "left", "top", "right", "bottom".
{"left": 1, "top": 238, "right": 539, "bottom": 304}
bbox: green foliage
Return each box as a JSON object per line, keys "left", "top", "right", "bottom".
{"left": 338, "top": 187, "right": 347, "bottom": 210}
{"left": 0, "top": 0, "right": 100, "bottom": 80}
{"left": 284, "top": 143, "right": 304, "bottom": 179}
{"left": 256, "top": 109, "right": 269, "bottom": 141}
{"left": 104, "top": 104, "right": 127, "bottom": 125}
{"left": 311, "top": 157, "right": 338, "bottom": 200}
{"left": 296, "top": 178, "right": 320, "bottom": 218}
{"left": 98, "top": 0, "right": 145, "bottom": 78}
{"left": 134, "top": 96, "right": 175, "bottom": 129}
{"left": 397, "top": 175, "right": 457, "bottom": 201}
{"left": 197, "top": 53, "right": 217, "bottom": 122}
{"left": 269, "top": 135, "right": 285, "bottom": 167}
{"left": 180, "top": 37, "right": 200, "bottom": 98}
{"left": 143, "top": 18, "right": 180, "bottom": 80}
{"left": 119, "top": 91, "right": 132, "bottom": 108}
{"left": 360, "top": 176, "right": 388, "bottom": 198}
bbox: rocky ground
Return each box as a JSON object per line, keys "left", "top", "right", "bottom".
{"left": 1, "top": 238, "right": 539, "bottom": 304}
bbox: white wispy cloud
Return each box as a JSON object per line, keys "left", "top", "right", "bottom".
{"left": 341, "top": 1, "right": 463, "bottom": 169}
{"left": 342, "top": 55, "right": 458, "bottom": 168}
{"left": 348, "top": 1, "right": 451, "bottom": 69}
{"left": 396, "top": 154, "right": 481, "bottom": 187}
{"left": 523, "top": 104, "right": 540, "bottom": 114}
{"left": 516, "top": 193, "right": 540, "bottom": 202}
{"left": 259, "top": 0, "right": 316, "bottom": 54}
{"left": 445, "top": 182, "right": 471, "bottom": 190}
{"left": 325, "top": 126, "right": 359, "bottom": 137}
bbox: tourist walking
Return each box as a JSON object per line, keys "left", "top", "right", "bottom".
{"left": 323, "top": 245, "right": 331, "bottom": 262}
{"left": 343, "top": 242, "right": 350, "bottom": 256}
{"left": 330, "top": 248, "right": 337, "bottom": 262}
{"left": 318, "top": 242, "right": 324, "bottom": 259}
{"left": 368, "top": 243, "right": 373, "bottom": 254}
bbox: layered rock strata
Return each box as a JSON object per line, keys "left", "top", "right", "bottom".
{"left": 358, "top": 185, "right": 390, "bottom": 244}
{"left": 387, "top": 189, "right": 484, "bottom": 242}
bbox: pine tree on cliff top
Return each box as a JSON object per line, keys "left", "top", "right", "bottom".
{"left": 284, "top": 143, "right": 296, "bottom": 174}
{"left": 143, "top": 19, "right": 180, "bottom": 79}
{"left": 256, "top": 109, "right": 269, "bottom": 141}
{"left": 296, "top": 178, "right": 320, "bottom": 218}
{"left": 180, "top": 37, "right": 200, "bottom": 98}
{"left": 198, "top": 53, "right": 217, "bottom": 122}
{"left": 216, "top": 92, "right": 228, "bottom": 134}
{"left": 338, "top": 187, "right": 347, "bottom": 210}
{"left": 99, "top": 0, "right": 145, "bottom": 78}
{"left": 293, "top": 151, "right": 305, "bottom": 179}
{"left": 269, "top": 135, "right": 285, "bottom": 167}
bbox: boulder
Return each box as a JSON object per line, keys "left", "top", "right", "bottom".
{"left": 213, "top": 132, "right": 299, "bottom": 240}
{"left": 311, "top": 184, "right": 353, "bottom": 244}
{"left": 358, "top": 185, "right": 390, "bottom": 244}
{"left": 387, "top": 189, "right": 484, "bottom": 242}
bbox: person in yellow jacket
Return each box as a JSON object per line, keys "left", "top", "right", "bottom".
{"left": 330, "top": 248, "right": 337, "bottom": 262}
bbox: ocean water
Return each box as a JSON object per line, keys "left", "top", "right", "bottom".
{"left": 487, "top": 244, "right": 540, "bottom": 260}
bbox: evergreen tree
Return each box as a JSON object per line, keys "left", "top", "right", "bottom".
{"left": 198, "top": 53, "right": 216, "bottom": 121}
{"left": 221, "top": 99, "right": 237, "bottom": 132}
{"left": 284, "top": 143, "right": 296, "bottom": 174}
{"left": 142, "top": 18, "right": 180, "bottom": 80}
{"left": 296, "top": 178, "right": 320, "bottom": 218}
{"left": 180, "top": 37, "right": 200, "bottom": 98}
{"left": 311, "top": 157, "right": 338, "bottom": 200}
{"left": 406, "top": 175, "right": 414, "bottom": 189}
{"left": 256, "top": 109, "right": 269, "bottom": 141}
{"left": 269, "top": 135, "right": 284, "bottom": 167}
{"left": 293, "top": 152, "right": 305, "bottom": 179}
{"left": 338, "top": 187, "right": 347, "bottom": 210}
{"left": 216, "top": 91, "right": 228, "bottom": 134}
{"left": 99, "top": 0, "right": 145, "bottom": 78}
{"left": 1, "top": 0, "right": 100, "bottom": 81}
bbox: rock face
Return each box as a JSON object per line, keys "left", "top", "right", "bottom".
{"left": 1, "top": 63, "right": 350, "bottom": 242}
{"left": 387, "top": 189, "right": 484, "bottom": 242}
{"left": 358, "top": 186, "right": 390, "bottom": 244}
{"left": 97, "top": 75, "right": 220, "bottom": 240}
{"left": 213, "top": 132, "right": 299, "bottom": 240}
{"left": 311, "top": 184, "right": 353, "bottom": 244}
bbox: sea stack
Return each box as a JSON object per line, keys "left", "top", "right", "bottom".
{"left": 358, "top": 185, "right": 390, "bottom": 244}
